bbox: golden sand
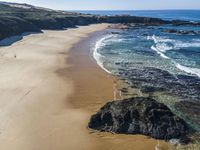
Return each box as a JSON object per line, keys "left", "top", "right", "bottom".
{"left": 0, "top": 24, "right": 171, "bottom": 150}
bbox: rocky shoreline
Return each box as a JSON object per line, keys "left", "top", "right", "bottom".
{"left": 116, "top": 66, "right": 200, "bottom": 102}
{"left": 87, "top": 20, "right": 200, "bottom": 143}
{"left": 115, "top": 64, "right": 200, "bottom": 130}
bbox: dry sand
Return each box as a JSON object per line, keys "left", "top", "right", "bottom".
{"left": 0, "top": 24, "right": 170, "bottom": 150}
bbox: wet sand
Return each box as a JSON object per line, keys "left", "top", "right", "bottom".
{"left": 67, "top": 27, "right": 171, "bottom": 150}
{"left": 0, "top": 24, "right": 170, "bottom": 150}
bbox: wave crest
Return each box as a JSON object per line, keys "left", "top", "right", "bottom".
{"left": 176, "top": 63, "right": 200, "bottom": 77}
{"left": 93, "top": 34, "right": 116, "bottom": 74}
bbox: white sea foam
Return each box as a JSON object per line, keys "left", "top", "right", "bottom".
{"left": 152, "top": 35, "right": 158, "bottom": 44}
{"left": 176, "top": 63, "right": 200, "bottom": 77}
{"left": 149, "top": 35, "right": 200, "bottom": 76}
{"left": 108, "top": 38, "right": 125, "bottom": 43}
{"left": 150, "top": 35, "right": 171, "bottom": 59}
{"left": 93, "top": 35, "right": 116, "bottom": 74}
{"left": 151, "top": 46, "right": 170, "bottom": 59}
{"left": 152, "top": 35, "right": 173, "bottom": 44}
{"left": 175, "top": 41, "right": 200, "bottom": 48}
{"left": 155, "top": 43, "right": 173, "bottom": 52}
{"left": 151, "top": 35, "right": 200, "bottom": 49}
{"left": 193, "top": 39, "right": 200, "bottom": 42}
{"left": 150, "top": 35, "right": 175, "bottom": 56}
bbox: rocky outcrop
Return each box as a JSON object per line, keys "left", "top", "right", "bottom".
{"left": 162, "top": 29, "right": 200, "bottom": 35}
{"left": 117, "top": 66, "right": 200, "bottom": 102}
{"left": 89, "top": 97, "right": 189, "bottom": 141}
{"left": 172, "top": 20, "right": 200, "bottom": 26}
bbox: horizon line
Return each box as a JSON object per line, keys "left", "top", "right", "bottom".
{"left": 69, "top": 9, "right": 200, "bottom": 11}
{"left": 1, "top": 1, "right": 200, "bottom": 11}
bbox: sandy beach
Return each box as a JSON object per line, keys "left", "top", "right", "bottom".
{"left": 0, "top": 24, "right": 170, "bottom": 150}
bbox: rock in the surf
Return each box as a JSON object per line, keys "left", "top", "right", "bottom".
{"left": 88, "top": 97, "right": 189, "bottom": 141}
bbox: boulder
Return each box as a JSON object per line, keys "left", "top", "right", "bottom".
{"left": 89, "top": 97, "right": 189, "bottom": 141}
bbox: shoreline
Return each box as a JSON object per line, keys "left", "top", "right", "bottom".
{"left": 67, "top": 25, "right": 171, "bottom": 150}
{"left": 0, "top": 24, "right": 171, "bottom": 150}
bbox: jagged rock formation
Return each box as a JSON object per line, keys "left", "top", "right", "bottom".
{"left": 117, "top": 67, "right": 200, "bottom": 102}
{"left": 89, "top": 97, "right": 189, "bottom": 141}
{"left": 162, "top": 29, "right": 200, "bottom": 35}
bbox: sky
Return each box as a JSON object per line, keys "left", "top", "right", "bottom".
{"left": 2, "top": 0, "right": 200, "bottom": 10}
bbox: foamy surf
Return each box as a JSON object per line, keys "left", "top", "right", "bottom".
{"left": 93, "top": 34, "right": 115, "bottom": 74}
{"left": 151, "top": 35, "right": 173, "bottom": 44}
{"left": 151, "top": 46, "right": 170, "bottom": 59}
{"left": 150, "top": 35, "right": 172, "bottom": 59}
{"left": 176, "top": 63, "right": 200, "bottom": 77}
{"left": 93, "top": 29, "right": 200, "bottom": 79}
{"left": 151, "top": 35, "right": 200, "bottom": 50}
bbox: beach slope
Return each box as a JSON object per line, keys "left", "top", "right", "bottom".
{"left": 0, "top": 24, "right": 108, "bottom": 150}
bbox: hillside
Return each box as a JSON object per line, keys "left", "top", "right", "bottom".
{"left": 0, "top": 2, "right": 170, "bottom": 41}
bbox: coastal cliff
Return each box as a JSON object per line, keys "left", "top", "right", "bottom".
{"left": 0, "top": 2, "right": 169, "bottom": 41}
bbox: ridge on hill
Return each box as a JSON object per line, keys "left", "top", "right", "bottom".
{"left": 0, "top": 1, "right": 169, "bottom": 41}
{"left": 1, "top": 2, "right": 199, "bottom": 42}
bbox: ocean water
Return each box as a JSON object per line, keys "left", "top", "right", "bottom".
{"left": 94, "top": 24, "right": 200, "bottom": 78}
{"left": 90, "top": 10, "right": 200, "bottom": 129}
{"left": 87, "top": 10, "right": 200, "bottom": 76}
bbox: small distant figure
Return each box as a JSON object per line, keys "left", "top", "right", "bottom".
{"left": 14, "top": 54, "right": 17, "bottom": 58}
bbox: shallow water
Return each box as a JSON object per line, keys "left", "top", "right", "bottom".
{"left": 94, "top": 25, "right": 200, "bottom": 77}
{"left": 92, "top": 24, "right": 200, "bottom": 130}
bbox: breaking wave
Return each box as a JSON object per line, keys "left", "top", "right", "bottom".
{"left": 176, "top": 63, "right": 200, "bottom": 77}
{"left": 93, "top": 34, "right": 116, "bottom": 74}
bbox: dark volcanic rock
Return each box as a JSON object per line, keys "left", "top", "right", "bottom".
{"left": 117, "top": 66, "right": 200, "bottom": 102}
{"left": 172, "top": 20, "right": 200, "bottom": 26}
{"left": 163, "top": 29, "right": 199, "bottom": 35}
{"left": 89, "top": 97, "right": 189, "bottom": 140}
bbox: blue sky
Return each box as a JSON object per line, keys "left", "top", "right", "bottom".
{"left": 2, "top": 0, "right": 200, "bottom": 10}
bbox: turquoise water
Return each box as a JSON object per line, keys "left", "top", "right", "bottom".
{"left": 90, "top": 10, "right": 200, "bottom": 130}
{"left": 78, "top": 10, "right": 200, "bottom": 77}
{"left": 86, "top": 10, "right": 200, "bottom": 77}
{"left": 85, "top": 10, "right": 200, "bottom": 130}
{"left": 94, "top": 25, "right": 200, "bottom": 77}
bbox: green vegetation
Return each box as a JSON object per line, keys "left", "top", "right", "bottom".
{"left": 0, "top": 2, "right": 169, "bottom": 41}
